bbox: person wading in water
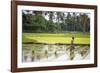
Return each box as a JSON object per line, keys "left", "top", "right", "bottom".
{"left": 70, "top": 36, "right": 75, "bottom": 60}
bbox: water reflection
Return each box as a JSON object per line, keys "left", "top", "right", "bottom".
{"left": 22, "top": 44, "right": 90, "bottom": 62}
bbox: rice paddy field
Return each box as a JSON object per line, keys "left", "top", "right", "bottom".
{"left": 22, "top": 32, "right": 90, "bottom": 44}
{"left": 22, "top": 32, "right": 90, "bottom": 62}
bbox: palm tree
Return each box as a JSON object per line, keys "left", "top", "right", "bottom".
{"left": 80, "top": 13, "right": 89, "bottom": 32}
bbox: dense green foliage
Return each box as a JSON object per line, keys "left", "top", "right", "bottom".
{"left": 22, "top": 10, "right": 90, "bottom": 33}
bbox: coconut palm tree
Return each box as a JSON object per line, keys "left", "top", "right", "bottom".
{"left": 80, "top": 13, "right": 89, "bottom": 32}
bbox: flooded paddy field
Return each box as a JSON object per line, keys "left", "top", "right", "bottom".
{"left": 22, "top": 43, "right": 90, "bottom": 62}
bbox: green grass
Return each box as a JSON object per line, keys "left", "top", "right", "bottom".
{"left": 22, "top": 32, "right": 90, "bottom": 44}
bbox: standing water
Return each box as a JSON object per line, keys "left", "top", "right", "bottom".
{"left": 22, "top": 44, "right": 90, "bottom": 62}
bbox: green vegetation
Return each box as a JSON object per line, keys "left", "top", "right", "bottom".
{"left": 22, "top": 11, "right": 90, "bottom": 33}
{"left": 22, "top": 10, "right": 90, "bottom": 45}
{"left": 22, "top": 32, "right": 90, "bottom": 44}
{"left": 22, "top": 10, "right": 90, "bottom": 63}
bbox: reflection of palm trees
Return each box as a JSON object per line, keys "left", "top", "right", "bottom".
{"left": 45, "top": 50, "right": 48, "bottom": 58}
{"left": 22, "top": 44, "right": 90, "bottom": 62}
{"left": 54, "top": 50, "right": 58, "bottom": 58}
{"left": 79, "top": 46, "right": 89, "bottom": 59}
{"left": 32, "top": 50, "right": 35, "bottom": 61}
{"left": 37, "top": 55, "right": 41, "bottom": 60}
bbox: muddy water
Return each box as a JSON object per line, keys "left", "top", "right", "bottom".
{"left": 22, "top": 44, "right": 90, "bottom": 62}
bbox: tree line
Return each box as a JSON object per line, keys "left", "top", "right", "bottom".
{"left": 22, "top": 10, "right": 90, "bottom": 33}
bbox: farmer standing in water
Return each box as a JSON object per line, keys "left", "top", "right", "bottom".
{"left": 70, "top": 36, "right": 75, "bottom": 60}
